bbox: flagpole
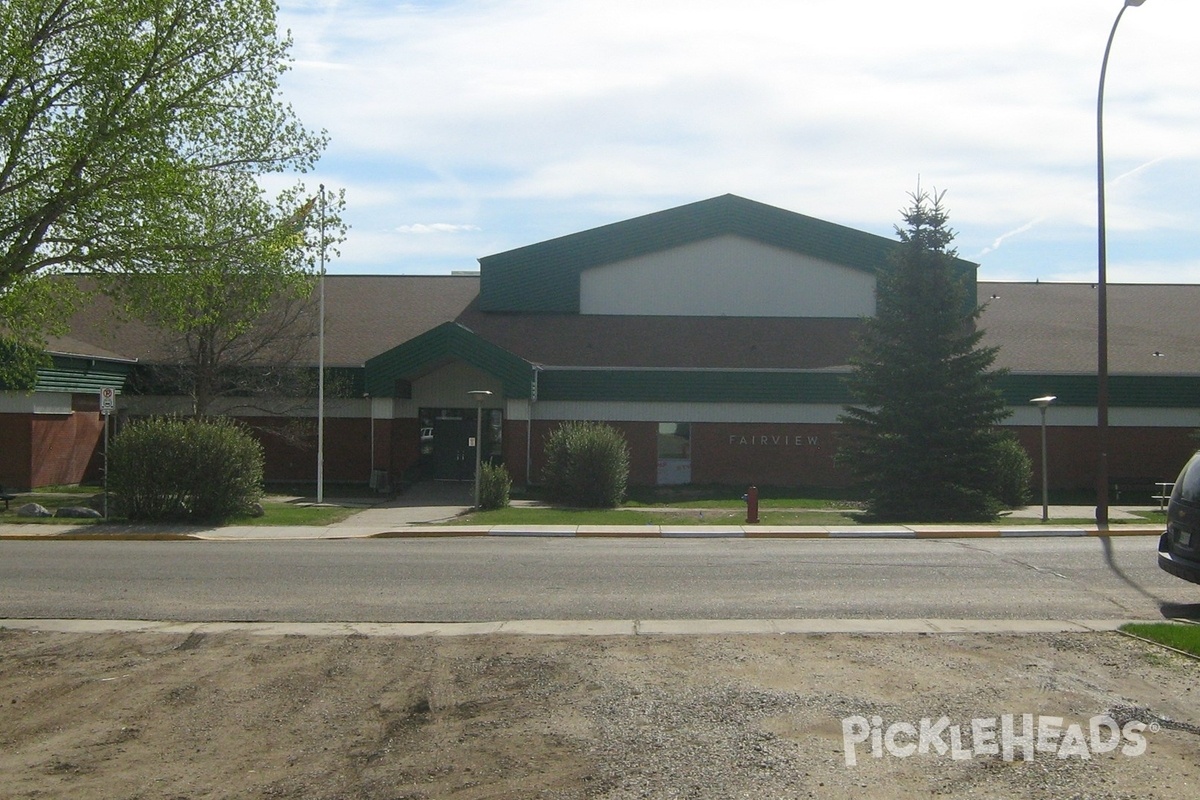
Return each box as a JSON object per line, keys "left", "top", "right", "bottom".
{"left": 317, "top": 184, "right": 326, "bottom": 505}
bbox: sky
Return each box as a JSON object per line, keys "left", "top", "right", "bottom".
{"left": 271, "top": 0, "right": 1200, "bottom": 284}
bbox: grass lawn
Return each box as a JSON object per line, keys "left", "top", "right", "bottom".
{"left": 448, "top": 485, "right": 1163, "bottom": 526}
{"left": 0, "top": 488, "right": 108, "bottom": 524}
{"left": 448, "top": 508, "right": 1158, "bottom": 527}
{"left": 0, "top": 483, "right": 1166, "bottom": 528}
{"left": 1121, "top": 623, "right": 1200, "bottom": 657}
{"left": 0, "top": 490, "right": 361, "bottom": 527}
{"left": 454, "top": 506, "right": 862, "bottom": 527}
{"left": 465, "top": 484, "right": 1162, "bottom": 526}
{"left": 620, "top": 485, "right": 859, "bottom": 510}
{"left": 234, "top": 500, "right": 361, "bottom": 526}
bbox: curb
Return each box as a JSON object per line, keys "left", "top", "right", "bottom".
{"left": 0, "top": 617, "right": 1144, "bottom": 638}
{"left": 0, "top": 525, "right": 1162, "bottom": 541}
{"left": 368, "top": 525, "right": 1160, "bottom": 540}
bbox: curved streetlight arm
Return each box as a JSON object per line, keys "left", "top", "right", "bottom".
{"left": 1095, "top": 0, "right": 1145, "bottom": 528}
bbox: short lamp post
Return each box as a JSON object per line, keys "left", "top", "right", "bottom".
{"left": 468, "top": 390, "right": 493, "bottom": 509}
{"left": 1031, "top": 395, "right": 1057, "bottom": 522}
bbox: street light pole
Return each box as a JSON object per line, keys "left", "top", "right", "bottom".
{"left": 1095, "top": 0, "right": 1145, "bottom": 529}
{"left": 317, "top": 183, "right": 326, "bottom": 505}
{"left": 1031, "top": 396, "right": 1057, "bottom": 523}
{"left": 468, "top": 390, "right": 493, "bottom": 509}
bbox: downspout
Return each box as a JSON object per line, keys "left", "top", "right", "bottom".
{"left": 526, "top": 366, "right": 540, "bottom": 486}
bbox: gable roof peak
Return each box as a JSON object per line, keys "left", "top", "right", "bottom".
{"left": 479, "top": 194, "right": 977, "bottom": 314}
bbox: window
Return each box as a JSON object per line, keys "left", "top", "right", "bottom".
{"left": 657, "top": 423, "right": 690, "bottom": 459}
{"left": 657, "top": 423, "right": 691, "bottom": 485}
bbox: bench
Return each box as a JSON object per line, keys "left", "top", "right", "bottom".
{"left": 1152, "top": 481, "right": 1175, "bottom": 512}
{"left": 0, "top": 485, "right": 15, "bottom": 512}
{"left": 1111, "top": 479, "right": 1173, "bottom": 510}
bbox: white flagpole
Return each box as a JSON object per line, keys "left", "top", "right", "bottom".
{"left": 317, "top": 184, "right": 326, "bottom": 505}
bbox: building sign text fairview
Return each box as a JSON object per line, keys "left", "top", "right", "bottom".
{"left": 729, "top": 434, "right": 821, "bottom": 447}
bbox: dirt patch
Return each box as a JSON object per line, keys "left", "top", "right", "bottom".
{"left": 0, "top": 629, "right": 1197, "bottom": 798}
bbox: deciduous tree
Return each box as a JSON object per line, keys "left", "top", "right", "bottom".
{"left": 114, "top": 180, "right": 347, "bottom": 415}
{"left": 0, "top": 0, "right": 326, "bottom": 365}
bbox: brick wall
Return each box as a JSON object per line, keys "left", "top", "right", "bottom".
{"left": 245, "top": 417, "right": 372, "bottom": 483}
{"left": 22, "top": 401, "right": 1187, "bottom": 494}
{"left": 1014, "top": 425, "right": 1197, "bottom": 493}
{"left": 501, "top": 419, "right": 529, "bottom": 485}
{"left": 0, "top": 413, "right": 33, "bottom": 489}
{"left": 525, "top": 420, "right": 658, "bottom": 486}
{"left": 389, "top": 418, "right": 421, "bottom": 483}
{"left": 29, "top": 398, "right": 104, "bottom": 487}
{"left": 692, "top": 423, "right": 846, "bottom": 487}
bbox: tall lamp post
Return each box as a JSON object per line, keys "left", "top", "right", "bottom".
{"left": 1096, "top": 0, "right": 1145, "bottom": 528}
{"left": 468, "top": 390, "right": 493, "bottom": 509}
{"left": 316, "top": 184, "right": 327, "bottom": 505}
{"left": 1031, "top": 396, "right": 1057, "bottom": 523}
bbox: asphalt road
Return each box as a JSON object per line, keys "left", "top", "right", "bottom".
{"left": 2, "top": 536, "right": 1198, "bottom": 623}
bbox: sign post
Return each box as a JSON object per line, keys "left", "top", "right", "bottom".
{"left": 100, "top": 388, "right": 115, "bottom": 518}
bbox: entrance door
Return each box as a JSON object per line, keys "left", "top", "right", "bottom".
{"left": 432, "top": 417, "right": 473, "bottom": 480}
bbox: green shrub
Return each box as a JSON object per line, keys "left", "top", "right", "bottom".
{"left": 541, "top": 421, "right": 629, "bottom": 508}
{"left": 478, "top": 461, "right": 512, "bottom": 510}
{"left": 109, "top": 416, "right": 264, "bottom": 522}
{"left": 990, "top": 434, "right": 1033, "bottom": 509}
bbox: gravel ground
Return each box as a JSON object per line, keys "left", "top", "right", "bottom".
{"left": 0, "top": 628, "right": 1197, "bottom": 799}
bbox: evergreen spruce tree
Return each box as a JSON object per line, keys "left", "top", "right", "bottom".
{"left": 838, "top": 190, "right": 1012, "bottom": 521}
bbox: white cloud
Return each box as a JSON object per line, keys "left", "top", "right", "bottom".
{"left": 395, "top": 223, "right": 481, "bottom": 235}
{"left": 274, "top": 0, "right": 1200, "bottom": 282}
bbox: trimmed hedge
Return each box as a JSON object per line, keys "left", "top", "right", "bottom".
{"left": 990, "top": 434, "right": 1033, "bottom": 509}
{"left": 109, "top": 416, "right": 264, "bottom": 522}
{"left": 541, "top": 421, "right": 629, "bottom": 508}
{"left": 479, "top": 461, "right": 512, "bottom": 510}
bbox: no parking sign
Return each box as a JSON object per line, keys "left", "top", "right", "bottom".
{"left": 100, "top": 387, "right": 116, "bottom": 415}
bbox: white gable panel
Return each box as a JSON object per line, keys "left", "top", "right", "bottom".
{"left": 412, "top": 361, "right": 503, "bottom": 408}
{"left": 579, "top": 235, "right": 876, "bottom": 318}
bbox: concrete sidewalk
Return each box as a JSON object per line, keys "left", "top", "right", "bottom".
{"left": 0, "top": 481, "right": 1164, "bottom": 540}
{"left": 0, "top": 512, "right": 1163, "bottom": 542}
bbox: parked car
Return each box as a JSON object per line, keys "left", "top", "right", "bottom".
{"left": 1159, "top": 451, "right": 1200, "bottom": 585}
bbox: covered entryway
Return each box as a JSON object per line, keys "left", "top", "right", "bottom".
{"left": 364, "top": 322, "right": 534, "bottom": 485}
{"left": 431, "top": 414, "right": 473, "bottom": 480}
{"left": 423, "top": 406, "right": 505, "bottom": 481}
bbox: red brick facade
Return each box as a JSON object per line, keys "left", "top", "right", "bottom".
{"left": 0, "top": 396, "right": 105, "bottom": 490}
{"left": 1012, "top": 426, "right": 1197, "bottom": 494}
{"left": 690, "top": 423, "right": 844, "bottom": 487}
{"left": 500, "top": 419, "right": 1195, "bottom": 492}
{"left": 0, "top": 413, "right": 33, "bottom": 489}
{"left": 4, "top": 401, "right": 1195, "bottom": 495}
{"left": 249, "top": 417, "right": 373, "bottom": 483}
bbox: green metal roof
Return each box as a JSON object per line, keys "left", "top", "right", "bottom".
{"left": 364, "top": 322, "right": 534, "bottom": 398}
{"left": 33, "top": 355, "right": 130, "bottom": 393}
{"left": 362, "top": 314, "right": 1200, "bottom": 410}
{"left": 365, "top": 319, "right": 1200, "bottom": 409}
{"left": 537, "top": 370, "right": 1199, "bottom": 408}
{"left": 538, "top": 369, "right": 853, "bottom": 404}
{"left": 478, "top": 194, "right": 979, "bottom": 314}
{"left": 998, "top": 373, "right": 1200, "bottom": 409}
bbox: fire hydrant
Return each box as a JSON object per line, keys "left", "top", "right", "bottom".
{"left": 743, "top": 485, "right": 759, "bottom": 524}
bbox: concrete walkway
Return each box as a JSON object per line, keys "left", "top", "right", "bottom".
{"left": 0, "top": 481, "right": 1164, "bottom": 540}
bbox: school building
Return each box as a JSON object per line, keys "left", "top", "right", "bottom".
{"left": 2, "top": 194, "right": 1197, "bottom": 495}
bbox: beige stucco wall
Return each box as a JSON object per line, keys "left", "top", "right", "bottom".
{"left": 579, "top": 235, "right": 876, "bottom": 318}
